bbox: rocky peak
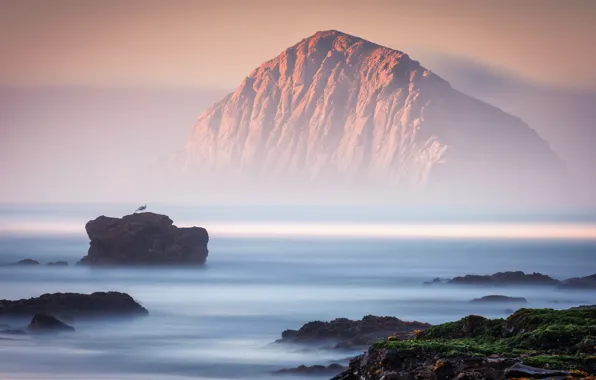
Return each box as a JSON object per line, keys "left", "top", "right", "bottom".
{"left": 173, "top": 30, "right": 566, "bottom": 205}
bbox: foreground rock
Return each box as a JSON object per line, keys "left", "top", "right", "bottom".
{"left": 78, "top": 212, "right": 209, "bottom": 266}
{"left": 0, "top": 292, "right": 148, "bottom": 319}
{"left": 278, "top": 315, "right": 431, "bottom": 350}
{"left": 27, "top": 314, "right": 74, "bottom": 332}
{"left": 275, "top": 363, "right": 345, "bottom": 376}
{"left": 447, "top": 271, "right": 559, "bottom": 286}
{"left": 470, "top": 295, "right": 527, "bottom": 303}
{"left": 332, "top": 307, "right": 596, "bottom": 380}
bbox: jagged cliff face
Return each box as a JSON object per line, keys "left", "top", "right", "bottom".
{"left": 174, "top": 30, "right": 566, "bottom": 204}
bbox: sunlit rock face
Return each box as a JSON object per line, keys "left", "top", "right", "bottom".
{"left": 173, "top": 30, "right": 566, "bottom": 204}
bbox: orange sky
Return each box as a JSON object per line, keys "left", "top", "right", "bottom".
{"left": 1, "top": 0, "right": 595, "bottom": 90}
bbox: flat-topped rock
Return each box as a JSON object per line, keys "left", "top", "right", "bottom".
{"left": 9, "top": 259, "right": 40, "bottom": 266}
{"left": 78, "top": 212, "right": 209, "bottom": 266}
{"left": 448, "top": 271, "right": 559, "bottom": 286}
{"left": 0, "top": 292, "right": 148, "bottom": 319}
{"left": 470, "top": 295, "right": 528, "bottom": 303}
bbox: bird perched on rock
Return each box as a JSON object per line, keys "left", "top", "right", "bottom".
{"left": 134, "top": 204, "right": 147, "bottom": 213}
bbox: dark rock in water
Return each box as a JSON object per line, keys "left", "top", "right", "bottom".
{"left": 559, "top": 273, "right": 596, "bottom": 289}
{"left": 274, "top": 363, "right": 345, "bottom": 375}
{"left": 423, "top": 278, "right": 445, "bottom": 285}
{"left": 78, "top": 212, "right": 209, "bottom": 266}
{"left": 503, "top": 308, "right": 514, "bottom": 315}
{"left": 277, "top": 315, "right": 431, "bottom": 349}
{"left": 47, "top": 261, "right": 68, "bottom": 266}
{"left": 504, "top": 363, "right": 570, "bottom": 378}
{"left": 448, "top": 271, "right": 559, "bottom": 286}
{"left": 27, "top": 314, "right": 74, "bottom": 332}
{"left": 0, "top": 292, "right": 148, "bottom": 318}
{"left": 9, "top": 259, "right": 40, "bottom": 266}
{"left": 470, "top": 295, "right": 528, "bottom": 303}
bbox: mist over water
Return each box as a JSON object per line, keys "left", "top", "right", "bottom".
{"left": 1, "top": 204, "right": 596, "bottom": 379}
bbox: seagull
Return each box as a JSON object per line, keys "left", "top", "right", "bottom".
{"left": 135, "top": 204, "right": 147, "bottom": 213}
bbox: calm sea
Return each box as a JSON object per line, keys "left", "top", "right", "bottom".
{"left": 0, "top": 204, "right": 595, "bottom": 380}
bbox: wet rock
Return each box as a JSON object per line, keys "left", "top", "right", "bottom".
{"left": 0, "top": 292, "right": 148, "bottom": 319}
{"left": 433, "top": 359, "right": 455, "bottom": 380}
{"left": 277, "top": 315, "right": 431, "bottom": 349}
{"left": 78, "top": 212, "right": 209, "bottom": 266}
{"left": 27, "top": 314, "right": 74, "bottom": 332}
{"left": 504, "top": 363, "right": 569, "bottom": 378}
{"left": 448, "top": 271, "right": 559, "bottom": 286}
{"left": 470, "top": 295, "right": 528, "bottom": 303}
{"left": 274, "top": 363, "right": 345, "bottom": 375}
{"left": 452, "top": 371, "right": 486, "bottom": 380}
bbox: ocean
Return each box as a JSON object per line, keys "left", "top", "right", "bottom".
{"left": 0, "top": 204, "right": 595, "bottom": 380}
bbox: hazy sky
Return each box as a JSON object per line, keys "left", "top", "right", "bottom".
{"left": 1, "top": 0, "right": 595, "bottom": 90}
{"left": 1, "top": 0, "right": 595, "bottom": 207}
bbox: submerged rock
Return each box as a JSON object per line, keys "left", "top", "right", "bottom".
{"left": 78, "top": 212, "right": 209, "bottom": 266}
{"left": 47, "top": 261, "right": 69, "bottom": 266}
{"left": 27, "top": 314, "right": 74, "bottom": 332}
{"left": 0, "top": 292, "right": 148, "bottom": 319}
{"left": 423, "top": 278, "right": 445, "bottom": 285}
{"left": 470, "top": 295, "right": 528, "bottom": 303}
{"left": 278, "top": 315, "right": 431, "bottom": 349}
{"left": 9, "top": 259, "right": 40, "bottom": 266}
{"left": 447, "top": 271, "right": 559, "bottom": 286}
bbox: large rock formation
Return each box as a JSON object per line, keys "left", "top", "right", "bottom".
{"left": 332, "top": 307, "right": 596, "bottom": 380}
{"left": 170, "top": 30, "right": 566, "bottom": 205}
{"left": 78, "top": 212, "right": 209, "bottom": 266}
{"left": 0, "top": 292, "right": 148, "bottom": 319}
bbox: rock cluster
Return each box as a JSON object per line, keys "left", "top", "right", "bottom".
{"left": 332, "top": 307, "right": 596, "bottom": 380}
{"left": 426, "top": 271, "right": 596, "bottom": 289}
{"left": 448, "top": 271, "right": 559, "bottom": 286}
